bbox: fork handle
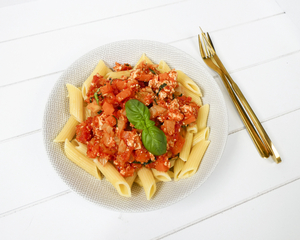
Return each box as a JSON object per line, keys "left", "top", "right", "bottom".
{"left": 213, "top": 55, "right": 281, "bottom": 163}
{"left": 217, "top": 71, "right": 270, "bottom": 158}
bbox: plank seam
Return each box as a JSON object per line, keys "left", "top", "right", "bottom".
{"left": 152, "top": 176, "right": 300, "bottom": 240}
{"left": 0, "top": 190, "right": 71, "bottom": 219}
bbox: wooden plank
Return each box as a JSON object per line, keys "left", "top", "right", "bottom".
{"left": 0, "top": 108, "right": 299, "bottom": 239}
{"left": 0, "top": 73, "right": 59, "bottom": 142}
{"left": 163, "top": 179, "right": 300, "bottom": 240}
{"left": 0, "top": 0, "right": 282, "bottom": 43}
{"left": 0, "top": 132, "right": 68, "bottom": 214}
{"left": 0, "top": 0, "right": 283, "bottom": 87}
{"left": 0, "top": 0, "right": 183, "bottom": 42}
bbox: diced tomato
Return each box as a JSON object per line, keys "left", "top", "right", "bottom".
{"left": 161, "top": 120, "right": 175, "bottom": 135}
{"left": 136, "top": 73, "right": 153, "bottom": 82}
{"left": 116, "top": 88, "right": 131, "bottom": 102}
{"left": 134, "top": 147, "right": 150, "bottom": 163}
{"left": 158, "top": 72, "right": 169, "bottom": 81}
{"left": 100, "top": 83, "right": 113, "bottom": 95}
{"left": 87, "top": 99, "right": 101, "bottom": 113}
{"left": 155, "top": 155, "right": 169, "bottom": 172}
{"left": 106, "top": 115, "right": 117, "bottom": 126}
{"left": 184, "top": 115, "right": 196, "bottom": 125}
{"left": 115, "top": 80, "right": 127, "bottom": 90}
{"left": 76, "top": 117, "right": 93, "bottom": 144}
{"left": 103, "top": 101, "right": 114, "bottom": 115}
{"left": 171, "top": 133, "right": 185, "bottom": 155}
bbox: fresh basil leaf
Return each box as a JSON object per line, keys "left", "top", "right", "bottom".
{"left": 145, "top": 119, "right": 155, "bottom": 128}
{"left": 157, "top": 83, "right": 167, "bottom": 96}
{"left": 142, "top": 126, "right": 167, "bottom": 156}
{"left": 125, "top": 99, "right": 150, "bottom": 126}
{"left": 134, "top": 121, "right": 146, "bottom": 130}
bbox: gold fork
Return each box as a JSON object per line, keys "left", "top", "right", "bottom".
{"left": 198, "top": 29, "right": 281, "bottom": 163}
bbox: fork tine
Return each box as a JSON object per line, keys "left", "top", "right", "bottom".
{"left": 207, "top": 32, "right": 215, "bottom": 51}
{"left": 202, "top": 34, "right": 210, "bottom": 57}
{"left": 198, "top": 34, "right": 206, "bottom": 58}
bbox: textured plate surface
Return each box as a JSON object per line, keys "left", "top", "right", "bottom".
{"left": 43, "top": 40, "right": 228, "bottom": 212}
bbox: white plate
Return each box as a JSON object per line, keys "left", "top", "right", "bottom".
{"left": 42, "top": 40, "right": 228, "bottom": 212}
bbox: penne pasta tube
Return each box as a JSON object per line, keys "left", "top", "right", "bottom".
{"left": 137, "top": 167, "right": 156, "bottom": 200}
{"left": 151, "top": 169, "right": 171, "bottom": 182}
{"left": 157, "top": 60, "right": 171, "bottom": 73}
{"left": 187, "top": 122, "right": 198, "bottom": 134}
{"left": 134, "top": 176, "right": 143, "bottom": 187}
{"left": 176, "top": 70, "right": 202, "bottom": 96}
{"left": 53, "top": 116, "right": 79, "bottom": 142}
{"left": 81, "top": 60, "right": 112, "bottom": 99}
{"left": 192, "top": 127, "right": 210, "bottom": 147}
{"left": 64, "top": 139, "right": 101, "bottom": 179}
{"left": 66, "top": 83, "right": 84, "bottom": 122}
{"left": 179, "top": 132, "right": 193, "bottom": 162}
{"left": 94, "top": 160, "right": 131, "bottom": 197}
{"left": 105, "top": 70, "right": 131, "bottom": 79}
{"left": 178, "top": 140, "right": 210, "bottom": 179}
{"left": 84, "top": 107, "right": 91, "bottom": 121}
{"left": 134, "top": 53, "right": 153, "bottom": 69}
{"left": 174, "top": 158, "right": 185, "bottom": 181}
{"left": 196, "top": 104, "right": 210, "bottom": 132}
{"left": 72, "top": 139, "right": 88, "bottom": 155}
{"left": 125, "top": 171, "right": 137, "bottom": 188}
{"left": 168, "top": 170, "right": 174, "bottom": 179}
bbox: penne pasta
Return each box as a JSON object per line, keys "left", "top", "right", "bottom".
{"left": 178, "top": 140, "right": 210, "bottom": 179}
{"left": 66, "top": 83, "right": 84, "bottom": 122}
{"left": 72, "top": 139, "right": 88, "bottom": 155}
{"left": 125, "top": 171, "right": 137, "bottom": 188}
{"left": 176, "top": 70, "right": 202, "bottom": 96}
{"left": 134, "top": 53, "right": 153, "bottom": 69}
{"left": 105, "top": 70, "right": 131, "bottom": 79}
{"left": 174, "top": 158, "right": 185, "bottom": 181}
{"left": 134, "top": 176, "right": 143, "bottom": 187}
{"left": 53, "top": 116, "right": 79, "bottom": 142}
{"left": 157, "top": 60, "right": 171, "bottom": 73}
{"left": 94, "top": 160, "right": 131, "bottom": 197}
{"left": 192, "top": 127, "right": 210, "bottom": 147}
{"left": 81, "top": 60, "right": 112, "bottom": 100}
{"left": 137, "top": 167, "right": 156, "bottom": 200}
{"left": 168, "top": 171, "right": 174, "bottom": 179}
{"left": 64, "top": 139, "right": 101, "bottom": 179}
{"left": 151, "top": 169, "right": 171, "bottom": 182}
{"left": 196, "top": 104, "right": 210, "bottom": 132}
{"left": 179, "top": 131, "right": 193, "bottom": 162}
{"left": 187, "top": 122, "right": 198, "bottom": 134}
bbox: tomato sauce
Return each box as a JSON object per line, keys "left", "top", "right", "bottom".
{"left": 76, "top": 61, "right": 199, "bottom": 177}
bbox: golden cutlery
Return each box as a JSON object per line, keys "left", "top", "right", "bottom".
{"left": 198, "top": 29, "right": 281, "bottom": 163}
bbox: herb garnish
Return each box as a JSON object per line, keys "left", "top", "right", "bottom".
{"left": 125, "top": 99, "right": 167, "bottom": 155}
{"left": 149, "top": 68, "right": 156, "bottom": 75}
{"left": 157, "top": 83, "right": 167, "bottom": 96}
{"left": 94, "top": 89, "right": 100, "bottom": 105}
{"left": 132, "top": 160, "right": 152, "bottom": 166}
{"left": 112, "top": 115, "right": 118, "bottom": 127}
{"left": 97, "top": 110, "right": 103, "bottom": 115}
{"left": 154, "top": 98, "right": 158, "bottom": 105}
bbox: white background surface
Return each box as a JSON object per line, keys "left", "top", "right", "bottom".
{"left": 0, "top": 0, "right": 300, "bottom": 239}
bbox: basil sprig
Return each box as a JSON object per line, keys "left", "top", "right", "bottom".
{"left": 125, "top": 99, "right": 167, "bottom": 156}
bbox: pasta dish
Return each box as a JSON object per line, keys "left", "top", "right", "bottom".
{"left": 54, "top": 54, "right": 210, "bottom": 200}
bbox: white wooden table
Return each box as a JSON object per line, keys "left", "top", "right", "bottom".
{"left": 1, "top": 0, "right": 300, "bottom": 239}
